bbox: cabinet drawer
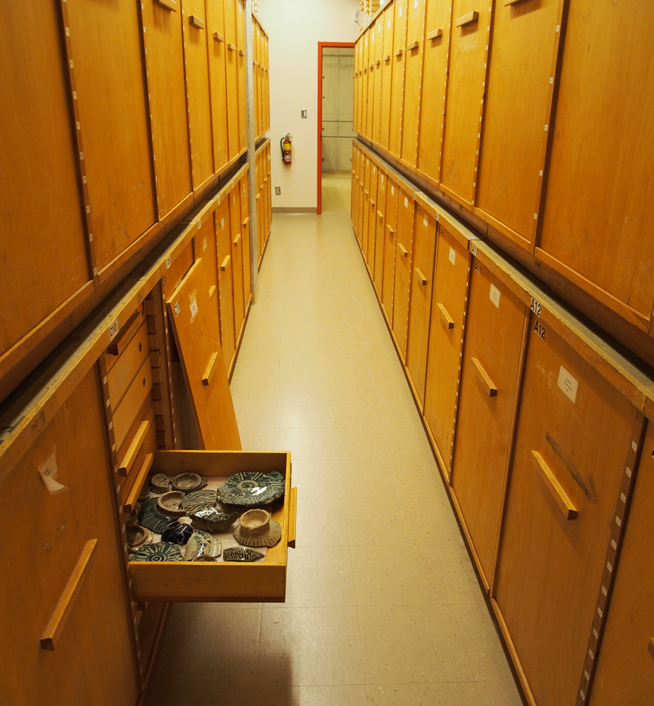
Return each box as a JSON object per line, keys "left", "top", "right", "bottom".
{"left": 130, "top": 450, "right": 297, "bottom": 602}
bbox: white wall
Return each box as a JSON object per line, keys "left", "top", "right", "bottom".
{"left": 257, "top": 0, "right": 360, "bottom": 210}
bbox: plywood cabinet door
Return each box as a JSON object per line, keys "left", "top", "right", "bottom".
{"left": 382, "top": 176, "right": 400, "bottom": 324}
{"left": 538, "top": 0, "right": 654, "bottom": 332}
{"left": 476, "top": 0, "right": 562, "bottom": 250}
{"left": 379, "top": 6, "right": 395, "bottom": 150}
{"left": 495, "top": 319, "right": 642, "bottom": 706}
{"left": 374, "top": 172, "right": 388, "bottom": 295}
{"left": 240, "top": 176, "right": 252, "bottom": 304}
{"left": 230, "top": 186, "right": 245, "bottom": 340}
{"left": 236, "top": 0, "right": 247, "bottom": 154}
{"left": 450, "top": 261, "right": 527, "bottom": 587}
{"left": 207, "top": 0, "right": 230, "bottom": 173}
{"left": 66, "top": 0, "right": 155, "bottom": 272}
{"left": 224, "top": 0, "right": 240, "bottom": 161}
{"left": 372, "top": 20, "right": 384, "bottom": 145}
{"left": 215, "top": 198, "right": 235, "bottom": 369}
{"left": 417, "top": 0, "right": 452, "bottom": 184}
{"left": 361, "top": 35, "right": 370, "bottom": 139}
{"left": 367, "top": 164, "right": 379, "bottom": 270}
{"left": 401, "top": 0, "right": 426, "bottom": 168}
{"left": 389, "top": 0, "right": 408, "bottom": 157}
{"left": 406, "top": 207, "right": 437, "bottom": 406}
{"left": 0, "top": 370, "right": 137, "bottom": 705}
{"left": 423, "top": 227, "right": 470, "bottom": 474}
{"left": 0, "top": 0, "right": 91, "bottom": 364}
{"left": 367, "top": 23, "right": 377, "bottom": 140}
{"left": 440, "top": 0, "right": 491, "bottom": 206}
{"left": 392, "top": 186, "right": 416, "bottom": 360}
{"left": 589, "top": 421, "right": 654, "bottom": 706}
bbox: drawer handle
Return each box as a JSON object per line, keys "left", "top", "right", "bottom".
{"left": 369, "top": 63, "right": 374, "bottom": 70}
{"left": 414, "top": 268, "right": 428, "bottom": 286}
{"left": 427, "top": 28, "right": 443, "bottom": 40}
{"left": 209, "top": 284, "right": 217, "bottom": 299}
{"left": 288, "top": 486, "right": 298, "bottom": 549}
{"left": 243, "top": 216, "right": 250, "bottom": 229}
{"left": 256, "top": 194, "right": 260, "bottom": 200}
{"left": 370, "top": 200, "right": 376, "bottom": 210}
{"left": 189, "top": 15, "right": 205, "bottom": 29}
{"left": 239, "top": 49, "right": 245, "bottom": 56}
{"left": 437, "top": 302, "right": 454, "bottom": 329}
{"left": 398, "top": 243, "right": 408, "bottom": 257}
{"left": 213, "top": 31, "right": 225, "bottom": 42}
{"left": 531, "top": 450, "right": 578, "bottom": 521}
{"left": 364, "top": 189, "right": 369, "bottom": 197}
{"left": 456, "top": 11, "right": 479, "bottom": 27}
{"left": 233, "top": 232, "right": 241, "bottom": 246}
{"left": 471, "top": 357, "right": 497, "bottom": 397}
{"left": 505, "top": 0, "right": 526, "bottom": 5}
{"left": 220, "top": 255, "right": 231, "bottom": 271}
{"left": 394, "top": 48, "right": 403, "bottom": 58}
{"left": 227, "top": 42, "right": 237, "bottom": 51}
{"left": 156, "top": 0, "right": 177, "bottom": 11}
{"left": 202, "top": 351, "right": 220, "bottom": 386}
{"left": 648, "top": 638, "right": 654, "bottom": 662}
{"left": 118, "top": 419, "right": 150, "bottom": 477}
{"left": 386, "top": 224, "right": 395, "bottom": 238}
{"left": 41, "top": 539, "right": 98, "bottom": 651}
{"left": 408, "top": 40, "right": 420, "bottom": 51}
{"left": 376, "top": 59, "right": 381, "bottom": 66}
{"left": 384, "top": 54, "right": 391, "bottom": 62}
{"left": 377, "top": 210, "right": 384, "bottom": 220}
{"left": 124, "top": 453, "right": 154, "bottom": 513}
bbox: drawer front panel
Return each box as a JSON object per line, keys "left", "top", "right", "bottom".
{"left": 382, "top": 177, "right": 400, "bottom": 323}
{"left": 392, "top": 186, "right": 416, "bottom": 359}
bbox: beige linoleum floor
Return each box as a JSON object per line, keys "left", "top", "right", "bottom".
{"left": 144, "top": 173, "right": 524, "bottom": 706}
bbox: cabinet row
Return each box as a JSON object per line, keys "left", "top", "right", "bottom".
{"left": 253, "top": 15, "right": 271, "bottom": 139}
{"left": 0, "top": 0, "right": 270, "bottom": 404}
{"left": 0, "top": 162, "right": 295, "bottom": 705}
{"left": 353, "top": 0, "right": 654, "bottom": 365}
{"left": 351, "top": 140, "right": 654, "bottom": 706}
{"left": 255, "top": 141, "right": 273, "bottom": 266}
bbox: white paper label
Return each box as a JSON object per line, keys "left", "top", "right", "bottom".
{"left": 404, "top": 197, "right": 409, "bottom": 208}
{"left": 39, "top": 448, "right": 67, "bottom": 495}
{"left": 399, "top": 6, "right": 403, "bottom": 16}
{"left": 108, "top": 317, "right": 120, "bottom": 342}
{"left": 415, "top": 0, "right": 419, "bottom": 7}
{"left": 220, "top": 217, "right": 225, "bottom": 229}
{"left": 423, "top": 216, "right": 428, "bottom": 227}
{"left": 391, "top": 186, "right": 395, "bottom": 195}
{"left": 173, "top": 301, "right": 181, "bottom": 316}
{"left": 449, "top": 247, "right": 456, "bottom": 265}
{"left": 557, "top": 366, "right": 578, "bottom": 403}
{"left": 490, "top": 283, "right": 500, "bottom": 308}
{"left": 388, "top": 18, "right": 391, "bottom": 28}
{"left": 189, "top": 294, "right": 199, "bottom": 322}
{"left": 203, "top": 237, "right": 207, "bottom": 252}
{"left": 166, "top": 256, "right": 172, "bottom": 269}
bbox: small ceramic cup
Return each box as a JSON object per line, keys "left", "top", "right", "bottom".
{"left": 161, "top": 521, "right": 193, "bottom": 545}
{"left": 233, "top": 509, "right": 282, "bottom": 548}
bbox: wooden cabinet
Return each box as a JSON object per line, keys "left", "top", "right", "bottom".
{"left": 240, "top": 174, "right": 253, "bottom": 305}
{"left": 372, "top": 19, "right": 384, "bottom": 145}
{"left": 367, "top": 21, "right": 378, "bottom": 140}
{"left": 382, "top": 175, "right": 400, "bottom": 324}
{"left": 417, "top": 0, "right": 452, "bottom": 184}
{"left": 207, "top": 0, "right": 230, "bottom": 173}
{"left": 494, "top": 317, "right": 644, "bottom": 706}
{"left": 392, "top": 184, "right": 416, "bottom": 359}
{"left": 423, "top": 224, "right": 470, "bottom": 474}
{"left": 230, "top": 184, "right": 245, "bottom": 342}
{"left": 400, "top": 0, "right": 425, "bottom": 168}
{"left": 367, "top": 163, "right": 380, "bottom": 270}
{"left": 589, "top": 422, "right": 654, "bottom": 706}
{"left": 389, "top": 0, "right": 408, "bottom": 157}
{"left": 236, "top": 0, "right": 248, "bottom": 154}
{"left": 450, "top": 246, "right": 528, "bottom": 588}
{"left": 406, "top": 203, "right": 437, "bottom": 407}
{"left": 215, "top": 198, "right": 236, "bottom": 369}
{"left": 379, "top": 5, "right": 395, "bottom": 151}
{"left": 373, "top": 170, "right": 388, "bottom": 295}
{"left": 224, "top": 0, "right": 240, "bottom": 161}
{"left": 361, "top": 34, "right": 370, "bottom": 140}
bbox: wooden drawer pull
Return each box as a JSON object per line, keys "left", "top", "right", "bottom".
{"left": 370, "top": 200, "right": 376, "bottom": 210}
{"left": 531, "top": 450, "right": 578, "bottom": 520}
{"left": 243, "top": 216, "right": 250, "bottom": 229}
{"left": 256, "top": 193, "right": 260, "bottom": 201}
{"left": 156, "top": 0, "right": 177, "bottom": 11}
{"left": 437, "top": 302, "right": 454, "bottom": 329}
{"left": 471, "top": 357, "right": 497, "bottom": 397}
{"left": 209, "top": 284, "right": 217, "bottom": 299}
{"left": 398, "top": 243, "right": 408, "bottom": 257}
{"left": 41, "top": 539, "right": 98, "bottom": 651}
{"left": 202, "top": 351, "right": 220, "bottom": 386}
{"left": 213, "top": 31, "right": 225, "bottom": 42}
{"left": 386, "top": 224, "right": 395, "bottom": 237}
{"left": 414, "top": 268, "right": 428, "bottom": 286}
{"left": 394, "top": 48, "right": 403, "bottom": 58}
{"left": 220, "top": 255, "right": 231, "bottom": 271}
{"left": 124, "top": 453, "right": 154, "bottom": 514}
{"left": 288, "top": 486, "right": 298, "bottom": 549}
{"left": 376, "top": 59, "right": 381, "bottom": 66}
{"left": 427, "top": 28, "right": 443, "bottom": 40}
{"left": 408, "top": 40, "right": 420, "bottom": 51}
{"left": 648, "top": 638, "right": 654, "bottom": 661}
{"left": 456, "top": 11, "right": 479, "bottom": 27}
{"left": 369, "top": 63, "right": 374, "bottom": 70}
{"left": 239, "top": 49, "right": 245, "bottom": 56}
{"left": 384, "top": 54, "right": 391, "bottom": 62}
{"left": 505, "top": 0, "right": 526, "bottom": 5}
{"left": 118, "top": 419, "right": 150, "bottom": 477}
{"left": 227, "top": 42, "right": 237, "bottom": 51}
{"left": 189, "top": 15, "right": 205, "bottom": 29}
{"left": 364, "top": 189, "right": 369, "bottom": 197}
{"left": 377, "top": 210, "right": 384, "bottom": 220}
{"left": 233, "top": 232, "right": 241, "bottom": 246}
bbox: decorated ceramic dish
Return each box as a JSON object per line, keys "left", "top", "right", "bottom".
{"left": 126, "top": 525, "right": 152, "bottom": 550}
{"left": 181, "top": 489, "right": 217, "bottom": 514}
{"left": 171, "top": 472, "right": 207, "bottom": 493}
{"left": 233, "top": 509, "right": 282, "bottom": 548}
{"left": 157, "top": 490, "right": 186, "bottom": 517}
{"left": 190, "top": 507, "right": 239, "bottom": 532}
{"left": 223, "top": 547, "right": 264, "bottom": 562}
{"left": 139, "top": 498, "right": 172, "bottom": 534}
{"left": 161, "top": 521, "right": 193, "bottom": 545}
{"left": 130, "top": 542, "right": 184, "bottom": 562}
{"left": 149, "top": 473, "right": 171, "bottom": 494}
{"left": 220, "top": 471, "right": 285, "bottom": 506}
{"left": 186, "top": 530, "right": 222, "bottom": 561}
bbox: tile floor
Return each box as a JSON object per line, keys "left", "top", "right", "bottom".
{"left": 144, "top": 173, "right": 524, "bottom": 705}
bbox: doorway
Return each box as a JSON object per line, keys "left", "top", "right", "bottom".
{"left": 317, "top": 42, "right": 355, "bottom": 215}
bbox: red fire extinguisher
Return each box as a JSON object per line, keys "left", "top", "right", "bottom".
{"left": 281, "top": 133, "right": 292, "bottom": 165}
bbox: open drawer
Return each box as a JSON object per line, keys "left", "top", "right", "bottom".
{"left": 129, "top": 450, "right": 297, "bottom": 602}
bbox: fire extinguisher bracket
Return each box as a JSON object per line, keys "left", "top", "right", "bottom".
{"left": 281, "top": 133, "right": 292, "bottom": 165}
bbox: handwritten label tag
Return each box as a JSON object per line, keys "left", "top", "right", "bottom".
{"left": 471, "top": 243, "right": 478, "bottom": 256}
{"left": 557, "top": 366, "right": 578, "bottom": 404}
{"left": 38, "top": 448, "right": 67, "bottom": 495}
{"left": 449, "top": 247, "right": 456, "bottom": 265}
{"left": 490, "top": 283, "right": 500, "bottom": 308}
{"left": 189, "top": 294, "right": 199, "bottom": 322}
{"left": 108, "top": 317, "right": 120, "bottom": 342}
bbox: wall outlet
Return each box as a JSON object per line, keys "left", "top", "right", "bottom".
{"left": 275, "top": 187, "right": 281, "bottom": 195}
{"left": 301, "top": 109, "right": 307, "bottom": 118}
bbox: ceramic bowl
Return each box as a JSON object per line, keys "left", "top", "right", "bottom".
{"left": 149, "top": 473, "right": 171, "bottom": 494}
{"left": 157, "top": 490, "right": 186, "bottom": 518}
{"left": 139, "top": 498, "right": 172, "bottom": 534}
{"left": 161, "top": 521, "right": 193, "bottom": 545}
{"left": 171, "top": 472, "right": 207, "bottom": 493}
{"left": 190, "top": 507, "right": 239, "bottom": 532}
{"left": 126, "top": 525, "right": 152, "bottom": 550}
{"left": 220, "top": 471, "right": 285, "bottom": 506}
{"left": 233, "top": 509, "right": 282, "bottom": 548}
{"left": 223, "top": 547, "right": 264, "bottom": 562}
{"left": 181, "top": 489, "right": 217, "bottom": 514}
